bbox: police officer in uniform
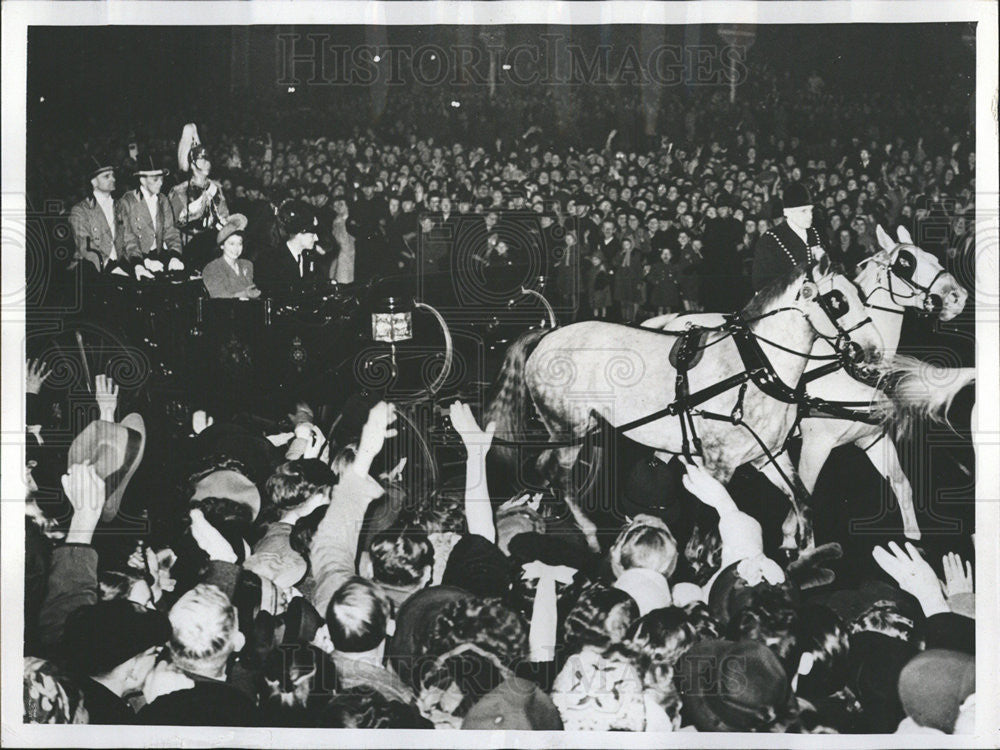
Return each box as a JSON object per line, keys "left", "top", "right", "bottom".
{"left": 751, "top": 182, "right": 827, "bottom": 291}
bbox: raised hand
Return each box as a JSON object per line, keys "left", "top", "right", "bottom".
{"left": 94, "top": 374, "right": 119, "bottom": 422}
{"left": 872, "top": 541, "right": 947, "bottom": 615}
{"left": 942, "top": 552, "right": 974, "bottom": 597}
{"left": 449, "top": 401, "right": 496, "bottom": 455}
{"left": 167, "top": 257, "right": 185, "bottom": 271}
{"left": 26, "top": 359, "right": 52, "bottom": 395}
{"left": 681, "top": 460, "right": 736, "bottom": 513}
{"left": 62, "top": 463, "right": 106, "bottom": 544}
{"left": 356, "top": 402, "right": 398, "bottom": 469}
{"left": 189, "top": 508, "right": 237, "bottom": 563}
{"left": 191, "top": 409, "right": 214, "bottom": 436}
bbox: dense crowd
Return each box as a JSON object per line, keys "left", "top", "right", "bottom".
{"left": 22, "top": 54, "right": 977, "bottom": 734}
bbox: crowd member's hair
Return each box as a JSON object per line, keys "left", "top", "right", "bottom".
{"left": 417, "top": 597, "right": 527, "bottom": 716}
{"left": 289, "top": 505, "right": 327, "bottom": 565}
{"left": 97, "top": 568, "right": 147, "bottom": 602}
{"left": 261, "top": 643, "right": 339, "bottom": 727}
{"left": 319, "top": 686, "right": 432, "bottom": 729}
{"left": 850, "top": 600, "right": 914, "bottom": 641}
{"left": 168, "top": 583, "right": 241, "bottom": 676}
{"left": 326, "top": 577, "right": 392, "bottom": 654}
{"left": 262, "top": 459, "right": 335, "bottom": 521}
{"left": 610, "top": 515, "right": 679, "bottom": 579}
{"left": 188, "top": 495, "right": 254, "bottom": 564}
{"left": 401, "top": 488, "right": 466, "bottom": 536}
{"left": 368, "top": 526, "right": 434, "bottom": 588}
{"left": 626, "top": 603, "right": 720, "bottom": 685}
{"left": 562, "top": 583, "right": 639, "bottom": 657}
{"left": 682, "top": 523, "right": 722, "bottom": 586}
{"left": 329, "top": 443, "right": 357, "bottom": 479}
{"left": 726, "top": 587, "right": 801, "bottom": 679}
{"left": 793, "top": 605, "right": 851, "bottom": 702}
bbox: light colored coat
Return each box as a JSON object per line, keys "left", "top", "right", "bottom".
{"left": 117, "top": 188, "right": 181, "bottom": 260}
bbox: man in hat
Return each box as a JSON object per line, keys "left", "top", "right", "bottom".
{"left": 701, "top": 195, "right": 746, "bottom": 311}
{"left": 118, "top": 157, "right": 183, "bottom": 278}
{"left": 62, "top": 600, "right": 174, "bottom": 724}
{"left": 170, "top": 124, "right": 230, "bottom": 272}
{"left": 254, "top": 199, "right": 323, "bottom": 293}
{"left": 69, "top": 158, "right": 123, "bottom": 273}
{"left": 751, "top": 182, "right": 827, "bottom": 292}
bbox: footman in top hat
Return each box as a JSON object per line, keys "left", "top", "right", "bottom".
{"left": 117, "top": 156, "right": 184, "bottom": 279}
{"left": 751, "top": 181, "right": 827, "bottom": 292}
{"left": 68, "top": 157, "right": 123, "bottom": 273}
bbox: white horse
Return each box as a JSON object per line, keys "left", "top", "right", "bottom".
{"left": 644, "top": 225, "right": 970, "bottom": 541}
{"left": 487, "top": 260, "right": 884, "bottom": 549}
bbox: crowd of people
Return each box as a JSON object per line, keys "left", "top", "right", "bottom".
{"left": 22, "top": 45, "right": 978, "bottom": 734}
{"left": 23, "top": 366, "right": 977, "bottom": 732}
{"left": 32, "top": 58, "right": 976, "bottom": 325}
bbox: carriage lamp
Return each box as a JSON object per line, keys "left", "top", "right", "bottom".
{"left": 371, "top": 296, "right": 413, "bottom": 344}
{"left": 369, "top": 296, "right": 453, "bottom": 399}
{"left": 370, "top": 296, "right": 413, "bottom": 381}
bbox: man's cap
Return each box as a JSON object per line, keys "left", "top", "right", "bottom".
{"left": 62, "top": 600, "right": 171, "bottom": 676}
{"left": 462, "top": 676, "right": 563, "bottom": 730}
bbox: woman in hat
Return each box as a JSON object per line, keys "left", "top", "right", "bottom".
{"left": 201, "top": 214, "right": 259, "bottom": 299}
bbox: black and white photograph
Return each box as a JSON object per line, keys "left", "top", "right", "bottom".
{"left": 2, "top": 1, "right": 997, "bottom": 746}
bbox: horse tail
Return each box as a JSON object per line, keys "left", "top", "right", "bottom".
{"left": 874, "top": 354, "right": 976, "bottom": 439}
{"left": 485, "top": 328, "right": 550, "bottom": 465}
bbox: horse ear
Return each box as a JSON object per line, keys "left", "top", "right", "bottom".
{"left": 896, "top": 225, "right": 913, "bottom": 245}
{"left": 875, "top": 224, "right": 896, "bottom": 252}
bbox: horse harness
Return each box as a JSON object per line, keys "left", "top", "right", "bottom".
{"left": 610, "top": 308, "right": 882, "bottom": 468}
{"left": 858, "top": 247, "right": 949, "bottom": 316}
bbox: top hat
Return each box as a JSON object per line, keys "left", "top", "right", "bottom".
{"left": 782, "top": 181, "right": 812, "bottom": 210}
{"left": 133, "top": 156, "right": 170, "bottom": 178}
{"left": 88, "top": 156, "right": 115, "bottom": 180}
{"left": 67, "top": 414, "right": 147, "bottom": 522}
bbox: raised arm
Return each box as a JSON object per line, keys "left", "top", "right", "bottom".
{"left": 449, "top": 401, "right": 496, "bottom": 544}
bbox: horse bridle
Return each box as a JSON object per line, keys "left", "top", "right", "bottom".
{"left": 794, "top": 274, "right": 874, "bottom": 367}
{"left": 858, "top": 247, "right": 948, "bottom": 316}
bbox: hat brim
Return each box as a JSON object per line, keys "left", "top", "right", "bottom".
{"left": 102, "top": 413, "right": 147, "bottom": 522}
{"left": 134, "top": 169, "right": 170, "bottom": 177}
{"left": 90, "top": 166, "right": 115, "bottom": 179}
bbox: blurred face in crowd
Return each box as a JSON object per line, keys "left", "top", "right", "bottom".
{"left": 602, "top": 220, "right": 615, "bottom": 238}
{"left": 139, "top": 174, "right": 163, "bottom": 195}
{"left": 388, "top": 197, "right": 400, "bottom": 214}
{"left": 678, "top": 231, "right": 690, "bottom": 247}
{"left": 441, "top": 197, "right": 452, "bottom": 214}
{"left": 92, "top": 169, "right": 115, "bottom": 194}
{"left": 660, "top": 247, "right": 672, "bottom": 263}
{"left": 757, "top": 219, "right": 769, "bottom": 234}
{"left": 745, "top": 220, "right": 756, "bottom": 234}
{"left": 647, "top": 217, "right": 659, "bottom": 234}
{"left": 839, "top": 229, "right": 852, "bottom": 247}
{"left": 428, "top": 195, "right": 441, "bottom": 212}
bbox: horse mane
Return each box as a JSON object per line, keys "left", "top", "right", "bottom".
{"left": 740, "top": 264, "right": 807, "bottom": 321}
